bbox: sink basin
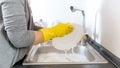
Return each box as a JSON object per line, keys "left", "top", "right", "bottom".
{"left": 23, "top": 41, "right": 108, "bottom": 65}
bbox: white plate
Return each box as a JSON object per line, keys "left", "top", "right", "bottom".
{"left": 52, "top": 23, "right": 84, "bottom": 51}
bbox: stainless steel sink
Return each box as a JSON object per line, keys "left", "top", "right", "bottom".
{"left": 23, "top": 41, "right": 108, "bottom": 65}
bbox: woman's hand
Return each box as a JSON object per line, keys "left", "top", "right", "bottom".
{"left": 39, "top": 22, "right": 74, "bottom": 42}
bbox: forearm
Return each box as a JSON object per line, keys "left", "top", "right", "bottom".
{"left": 33, "top": 31, "right": 44, "bottom": 45}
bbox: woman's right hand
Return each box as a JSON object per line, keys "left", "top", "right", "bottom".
{"left": 39, "top": 22, "right": 74, "bottom": 42}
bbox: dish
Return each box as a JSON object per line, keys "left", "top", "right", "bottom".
{"left": 52, "top": 23, "right": 84, "bottom": 51}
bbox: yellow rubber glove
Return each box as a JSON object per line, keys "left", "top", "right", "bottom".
{"left": 39, "top": 23, "right": 74, "bottom": 42}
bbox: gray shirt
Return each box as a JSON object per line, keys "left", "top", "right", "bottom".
{"left": 0, "top": 0, "right": 41, "bottom": 68}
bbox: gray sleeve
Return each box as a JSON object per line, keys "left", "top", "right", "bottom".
{"left": 32, "top": 22, "right": 43, "bottom": 30}
{"left": 34, "top": 25, "right": 43, "bottom": 30}
{"left": 1, "top": 0, "right": 35, "bottom": 48}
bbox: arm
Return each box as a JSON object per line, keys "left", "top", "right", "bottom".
{"left": 33, "top": 31, "right": 44, "bottom": 45}
{"left": 1, "top": 0, "right": 43, "bottom": 48}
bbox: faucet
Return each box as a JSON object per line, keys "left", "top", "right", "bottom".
{"left": 70, "top": 6, "right": 86, "bottom": 33}
{"left": 70, "top": 6, "right": 87, "bottom": 46}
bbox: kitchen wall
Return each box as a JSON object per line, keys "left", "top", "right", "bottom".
{"left": 84, "top": 0, "right": 101, "bottom": 37}
{"left": 30, "top": 0, "right": 86, "bottom": 27}
{"left": 95, "top": 0, "right": 120, "bottom": 58}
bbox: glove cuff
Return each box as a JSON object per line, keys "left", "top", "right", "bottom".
{"left": 40, "top": 28, "right": 54, "bottom": 42}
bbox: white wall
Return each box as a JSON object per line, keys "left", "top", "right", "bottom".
{"left": 30, "top": 0, "right": 86, "bottom": 27}
{"left": 95, "top": 0, "right": 120, "bottom": 58}
{"left": 85, "top": 0, "right": 101, "bottom": 37}
{"left": 83, "top": 0, "right": 120, "bottom": 58}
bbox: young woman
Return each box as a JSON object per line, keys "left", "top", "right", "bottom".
{"left": 0, "top": 0, "right": 74, "bottom": 68}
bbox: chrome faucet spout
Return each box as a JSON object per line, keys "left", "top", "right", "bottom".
{"left": 70, "top": 6, "right": 86, "bottom": 33}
